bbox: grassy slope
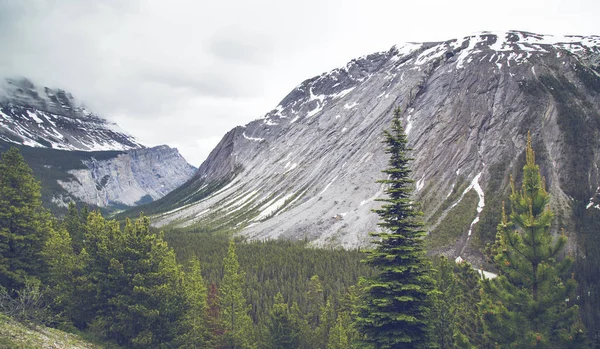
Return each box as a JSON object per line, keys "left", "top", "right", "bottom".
{"left": 0, "top": 315, "right": 102, "bottom": 349}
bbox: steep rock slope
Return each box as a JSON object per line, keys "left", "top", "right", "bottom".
{"left": 150, "top": 31, "right": 600, "bottom": 260}
{"left": 57, "top": 145, "right": 196, "bottom": 208}
{"left": 0, "top": 78, "right": 196, "bottom": 212}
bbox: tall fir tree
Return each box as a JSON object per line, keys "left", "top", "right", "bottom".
{"left": 176, "top": 258, "right": 209, "bottom": 348}
{"left": 0, "top": 147, "right": 50, "bottom": 291}
{"left": 356, "top": 108, "right": 435, "bottom": 349}
{"left": 220, "top": 239, "right": 255, "bottom": 349}
{"left": 481, "top": 133, "right": 587, "bottom": 348}
{"left": 265, "top": 292, "right": 303, "bottom": 349}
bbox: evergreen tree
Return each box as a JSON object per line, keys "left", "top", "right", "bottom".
{"left": 265, "top": 292, "right": 302, "bottom": 349}
{"left": 315, "top": 299, "right": 335, "bottom": 349}
{"left": 177, "top": 258, "right": 209, "bottom": 348}
{"left": 78, "top": 212, "right": 186, "bottom": 348}
{"left": 356, "top": 108, "right": 435, "bottom": 349}
{"left": 430, "top": 257, "right": 458, "bottom": 349}
{"left": 482, "top": 134, "right": 587, "bottom": 348}
{"left": 41, "top": 223, "right": 80, "bottom": 325}
{"left": 430, "top": 257, "right": 487, "bottom": 348}
{"left": 220, "top": 239, "right": 255, "bottom": 349}
{"left": 62, "top": 201, "right": 86, "bottom": 253}
{"left": 327, "top": 313, "right": 351, "bottom": 349}
{"left": 207, "top": 282, "right": 226, "bottom": 347}
{"left": 0, "top": 147, "right": 50, "bottom": 291}
{"left": 306, "top": 275, "right": 324, "bottom": 327}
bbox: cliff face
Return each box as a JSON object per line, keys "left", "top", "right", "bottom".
{"left": 57, "top": 145, "right": 196, "bottom": 208}
{"left": 151, "top": 31, "right": 600, "bottom": 260}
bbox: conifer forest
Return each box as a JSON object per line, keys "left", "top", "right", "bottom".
{"left": 0, "top": 112, "right": 594, "bottom": 348}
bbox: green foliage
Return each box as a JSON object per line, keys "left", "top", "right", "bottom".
{"left": 356, "top": 109, "right": 435, "bottom": 349}
{"left": 220, "top": 240, "right": 255, "bottom": 349}
{"left": 76, "top": 212, "right": 187, "bottom": 348}
{"left": 575, "top": 204, "right": 600, "bottom": 348}
{"left": 164, "top": 230, "right": 373, "bottom": 323}
{"left": 176, "top": 258, "right": 209, "bottom": 348}
{"left": 430, "top": 256, "right": 487, "bottom": 348}
{"left": 0, "top": 278, "right": 50, "bottom": 324}
{"left": 264, "top": 293, "right": 303, "bottom": 349}
{"left": 482, "top": 135, "right": 587, "bottom": 348}
{"left": 429, "top": 190, "right": 478, "bottom": 249}
{"left": 0, "top": 141, "right": 122, "bottom": 215}
{"left": 327, "top": 312, "right": 354, "bottom": 349}
{"left": 0, "top": 147, "right": 51, "bottom": 292}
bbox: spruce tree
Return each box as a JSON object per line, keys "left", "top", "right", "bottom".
{"left": 356, "top": 108, "right": 434, "bottom": 349}
{"left": 0, "top": 147, "right": 50, "bottom": 291}
{"left": 220, "top": 239, "right": 255, "bottom": 349}
{"left": 177, "top": 258, "right": 209, "bottom": 348}
{"left": 78, "top": 212, "right": 186, "bottom": 348}
{"left": 265, "top": 292, "right": 302, "bottom": 349}
{"left": 327, "top": 313, "right": 351, "bottom": 349}
{"left": 482, "top": 134, "right": 587, "bottom": 348}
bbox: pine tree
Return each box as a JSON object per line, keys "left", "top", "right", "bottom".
{"left": 430, "top": 257, "right": 457, "bottom": 349}
{"left": 220, "top": 239, "right": 255, "bottom": 349}
{"left": 207, "top": 282, "right": 226, "bottom": 347}
{"left": 0, "top": 147, "right": 50, "bottom": 292}
{"left": 265, "top": 292, "right": 302, "bottom": 349}
{"left": 77, "top": 212, "right": 186, "bottom": 348}
{"left": 41, "top": 224, "right": 79, "bottom": 324}
{"left": 356, "top": 108, "right": 435, "bottom": 349}
{"left": 177, "top": 258, "right": 209, "bottom": 348}
{"left": 482, "top": 133, "right": 587, "bottom": 348}
{"left": 62, "top": 202, "right": 86, "bottom": 253}
{"left": 327, "top": 313, "right": 351, "bottom": 349}
{"left": 430, "top": 257, "right": 487, "bottom": 348}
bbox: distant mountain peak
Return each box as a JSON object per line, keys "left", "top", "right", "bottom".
{"left": 0, "top": 77, "right": 143, "bottom": 151}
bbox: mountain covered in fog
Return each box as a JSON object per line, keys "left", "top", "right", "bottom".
{"left": 0, "top": 78, "right": 195, "bottom": 212}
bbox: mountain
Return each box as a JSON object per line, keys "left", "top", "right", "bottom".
{"left": 146, "top": 30, "right": 600, "bottom": 259}
{"left": 0, "top": 78, "right": 196, "bottom": 213}
{"left": 0, "top": 77, "right": 142, "bottom": 151}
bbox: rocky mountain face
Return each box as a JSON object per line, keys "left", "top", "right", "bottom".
{"left": 57, "top": 145, "right": 196, "bottom": 208}
{"left": 150, "top": 30, "right": 600, "bottom": 261}
{"left": 0, "top": 78, "right": 195, "bottom": 211}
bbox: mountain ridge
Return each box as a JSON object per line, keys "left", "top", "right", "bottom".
{"left": 0, "top": 77, "right": 143, "bottom": 152}
{"left": 143, "top": 29, "right": 600, "bottom": 261}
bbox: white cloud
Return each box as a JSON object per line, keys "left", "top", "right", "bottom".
{"left": 0, "top": 0, "right": 598, "bottom": 165}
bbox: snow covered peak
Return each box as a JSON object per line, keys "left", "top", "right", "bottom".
{"left": 482, "top": 30, "right": 600, "bottom": 52}
{"left": 0, "top": 77, "right": 143, "bottom": 151}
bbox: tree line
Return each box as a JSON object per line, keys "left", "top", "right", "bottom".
{"left": 0, "top": 108, "right": 592, "bottom": 348}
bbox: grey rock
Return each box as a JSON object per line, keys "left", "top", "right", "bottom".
{"left": 151, "top": 31, "right": 600, "bottom": 266}
{"left": 58, "top": 145, "right": 196, "bottom": 208}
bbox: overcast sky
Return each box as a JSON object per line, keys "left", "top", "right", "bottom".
{"left": 1, "top": 0, "right": 599, "bottom": 165}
